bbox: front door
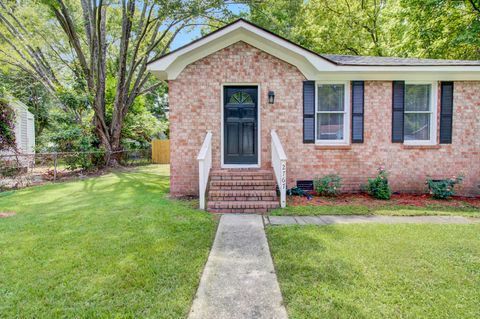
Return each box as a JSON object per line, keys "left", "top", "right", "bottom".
{"left": 224, "top": 86, "right": 258, "bottom": 165}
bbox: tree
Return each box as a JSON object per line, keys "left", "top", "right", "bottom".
{"left": 0, "top": 99, "right": 16, "bottom": 152}
{"left": 0, "top": 0, "right": 226, "bottom": 164}
{"left": 248, "top": 0, "right": 388, "bottom": 56}
{"left": 247, "top": 0, "right": 480, "bottom": 59}
{"left": 0, "top": 69, "right": 52, "bottom": 138}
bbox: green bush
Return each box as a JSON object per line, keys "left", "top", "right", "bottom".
{"left": 0, "top": 100, "right": 16, "bottom": 151}
{"left": 366, "top": 167, "right": 391, "bottom": 200}
{"left": 426, "top": 176, "right": 464, "bottom": 199}
{"left": 314, "top": 174, "right": 342, "bottom": 196}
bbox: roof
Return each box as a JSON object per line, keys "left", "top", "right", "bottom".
{"left": 147, "top": 18, "right": 480, "bottom": 81}
{"left": 320, "top": 54, "right": 480, "bottom": 66}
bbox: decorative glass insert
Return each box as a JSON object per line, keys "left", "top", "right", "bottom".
{"left": 317, "top": 83, "right": 346, "bottom": 142}
{"left": 404, "top": 84, "right": 432, "bottom": 141}
{"left": 229, "top": 92, "right": 253, "bottom": 104}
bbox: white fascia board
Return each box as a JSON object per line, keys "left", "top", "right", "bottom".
{"left": 316, "top": 70, "right": 480, "bottom": 81}
{"left": 147, "top": 20, "right": 480, "bottom": 81}
{"left": 147, "top": 20, "right": 333, "bottom": 80}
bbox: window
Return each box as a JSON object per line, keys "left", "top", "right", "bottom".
{"left": 404, "top": 82, "right": 437, "bottom": 144}
{"left": 316, "top": 82, "right": 349, "bottom": 144}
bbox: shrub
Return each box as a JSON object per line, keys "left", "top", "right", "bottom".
{"left": 0, "top": 100, "right": 16, "bottom": 151}
{"left": 314, "top": 174, "right": 342, "bottom": 196}
{"left": 366, "top": 167, "right": 391, "bottom": 200}
{"left": 426, "top": 176, "right": 464, "bottom": 199}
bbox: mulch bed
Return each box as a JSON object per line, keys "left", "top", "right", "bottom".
{"left": 288, "top": 193, "right": 480, "bottom": 208}
{"left": 0, "top": 211, "right": 16, "bottom": 218}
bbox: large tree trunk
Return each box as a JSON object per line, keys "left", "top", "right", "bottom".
{"left": 0, "top": 0, "right": 211, "bottom": 167}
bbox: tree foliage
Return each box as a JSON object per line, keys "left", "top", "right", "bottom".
{"left": 0, "top": 99, "right": 16, "bottom": 151}
{"left": 248, "top": 0, "right": 480, "bottom": 59}
{"left": 0, "top": 0, "right": 227, "bottom": 164}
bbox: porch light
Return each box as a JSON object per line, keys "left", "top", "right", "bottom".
{"left": 268, "top": 91, "right": 275, "bottom": 104}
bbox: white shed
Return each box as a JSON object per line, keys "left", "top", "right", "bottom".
{"left": 11, "top": 99, "right": 35, "bottom": 154}
{"left": 1, "top": 98, "right": 35, "bottom": 167}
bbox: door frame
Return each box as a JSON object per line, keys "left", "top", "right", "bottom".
{"left": 221, "top": 83, "right": 261, "bottom": 168}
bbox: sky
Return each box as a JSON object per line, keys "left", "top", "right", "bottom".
{"left": 170, "top": 3, "right": 249, "bottom": 50}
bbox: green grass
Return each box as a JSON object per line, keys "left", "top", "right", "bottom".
{"left": 0, "top": 165, "right": 217, "bottom": 319}
{"left": 270, "top": 202, "right": 480, "bottom": 217}
{"left": 267, "top": 224, "right": 480, "bottom": 319}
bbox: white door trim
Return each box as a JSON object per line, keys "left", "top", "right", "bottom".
{"left": 221, "top": 83, "right": 261, "bottom": 169}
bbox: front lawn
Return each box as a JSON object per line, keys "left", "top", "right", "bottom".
{"left": 267, "top": 224, "right": 480, "bottom": 319}
{"left": 0, "top": 165, "right": 217, "bottom": 318}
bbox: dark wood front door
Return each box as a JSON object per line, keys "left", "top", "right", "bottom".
{"left": 224, "top": 86, "right": 258, "bottom": 165}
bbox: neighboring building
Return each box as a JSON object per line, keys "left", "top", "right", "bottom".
{"left": 1, "top": 97, "right": 35, "bottom": 166}
{"left": 148, "top": 19, "right": 480, "bottom": 213}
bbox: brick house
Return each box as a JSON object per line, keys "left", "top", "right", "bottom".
{"left": 148, "top": 19, "right": 480, "bottom": 213}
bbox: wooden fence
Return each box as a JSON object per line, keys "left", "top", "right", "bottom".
{"left": 151, "top": 139, "right": 170, "bottom": 164}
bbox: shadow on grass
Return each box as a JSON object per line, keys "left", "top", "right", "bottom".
{"left": 268, "top": 225, "right": 367, "bottom": 318}
{"left": 0, "top": 165, "right": 217, "bottom": 318}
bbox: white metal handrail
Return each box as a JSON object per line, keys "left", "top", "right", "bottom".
{"left": 197, "top": 131, "right": 212, "bottom": 210}
{"left": 271, "top": 129, "right": 287, "bottom": 208}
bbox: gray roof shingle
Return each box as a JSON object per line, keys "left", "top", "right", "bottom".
{"left": 320, "top": 54, "right": 480, "bottom": 66}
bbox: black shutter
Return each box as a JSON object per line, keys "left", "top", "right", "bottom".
{"left": 392, "top": 81, "right": 405, "bottom": 143}
{"left": 440, "top": 82, "right": 454, "bottom": 144}
{"left": 303, "top": 81, "right": 315, "bottom": 143}
{"left": 351, "top": 81, "right": 364, "bottom": 143}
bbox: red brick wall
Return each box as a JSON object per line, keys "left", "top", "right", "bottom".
{"left": 169, "top": 41, "right": 480, "bottom": 196}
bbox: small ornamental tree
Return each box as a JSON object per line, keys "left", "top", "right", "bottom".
{"left": 0, "top": 100, "right": 16, "bottom": 151}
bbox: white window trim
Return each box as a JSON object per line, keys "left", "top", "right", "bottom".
{"left": 403, "top": 81, "right": 438, "bottom": 146}
{"left": 315, "top": 80, "right": 351, "bottom": 145}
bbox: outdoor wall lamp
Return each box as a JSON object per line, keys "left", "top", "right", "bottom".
{"left": 268, "top": 91, "right": 275, "bottom": 104}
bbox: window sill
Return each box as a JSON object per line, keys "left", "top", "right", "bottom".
{"left": 315, "top": 145, "right": 352, "bottom": 150}
{"left": 401, "top": 144, "right": 441, "bottom": 150}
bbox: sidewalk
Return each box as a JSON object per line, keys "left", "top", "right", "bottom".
{"left": 188, "top": 214, "right": 288, "bottom": 319}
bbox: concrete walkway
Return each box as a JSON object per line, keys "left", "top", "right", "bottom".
{"left": 188, "top": 214, "right": 288, "bottom": 319}
{"left": 266, "top": 215, "right": 480, "bottom": 226}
